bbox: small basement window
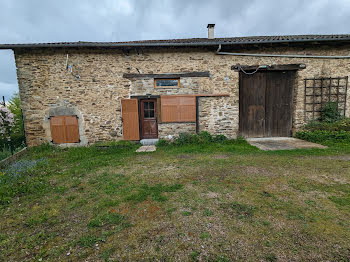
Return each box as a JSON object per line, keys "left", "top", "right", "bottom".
{"left": 154, "top": 78, "right": 180, "bottom": 88}
{"left": 50, "top": 115, "right": 80, "bottom": 144}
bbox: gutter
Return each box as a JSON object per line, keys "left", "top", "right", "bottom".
{"left": 216, "top": 44, "right": 350, "bottom": 59}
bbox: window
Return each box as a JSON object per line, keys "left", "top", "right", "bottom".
{"left": 50, "top": 115, "right": 80, "bottom": 144}
{"left": 161, "top": 95, "right": 196, "bottom": 122}
{"left": 143, "top": 101, "right": 155, "bottom": 118}
{"left": 154, "top": 78, "right": 180, "bottom": 88}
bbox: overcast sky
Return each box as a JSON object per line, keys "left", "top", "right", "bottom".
{"left": 1, "top": 0, "right": 350, "bottom": 101}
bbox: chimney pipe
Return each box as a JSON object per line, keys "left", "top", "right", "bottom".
{"left": 207, "top": 24, "right": 215, "bottom": 39}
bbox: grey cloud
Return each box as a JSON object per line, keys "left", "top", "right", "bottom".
{"left": 0, "top": 0, "right": 349, "bottom": 101}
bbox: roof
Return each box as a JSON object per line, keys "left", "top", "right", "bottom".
{"left": 1, "top": 34, "right": 350, "bottom": 49}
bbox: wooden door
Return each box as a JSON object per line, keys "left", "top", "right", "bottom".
{"left": 265, "top": 71, "right": 295, "bottom": 137}
{"left": 141, "top": 99, "right": 158, "bottom": 139}
{"left": 239, "top": 71, "right": 294, "bottom": 137}
{"left": 121, "top": 99, "right": 140, "bottom": 140}
{"left": 239, "top": 72, "right": 266, "bottom": 137}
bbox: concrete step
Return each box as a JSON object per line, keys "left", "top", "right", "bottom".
{"left": 140, "top": 139, "right": 159, "bottom": 146}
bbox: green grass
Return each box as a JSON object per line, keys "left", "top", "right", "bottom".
{"left": 0, "top": 139, "right": 350, "bottom": 260}
{"left": 0, "top": 149, "right": 11, "bottom": 161}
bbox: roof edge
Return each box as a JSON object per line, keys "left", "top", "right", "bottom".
{"left": 1, "top": 36, "right": 350, "bottom": 50}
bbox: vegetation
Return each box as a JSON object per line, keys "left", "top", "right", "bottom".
{"left": 0, "top": 93, "right": 26, "bottom": 160}
{"left": 0, "top": 139, "right": 350, "bottom": 261}
{"left": 318, "top": 101, "right": 342, "bottom": 123}
{"left": 295, "top": 101, "right": 350, "bottom": 145}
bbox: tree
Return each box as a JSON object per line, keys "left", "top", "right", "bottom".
{"left": 0, "top": 105, "right": 14, "bottom": 139}
{"left": 7, "top": 93, "right": 24, "bottom": 136}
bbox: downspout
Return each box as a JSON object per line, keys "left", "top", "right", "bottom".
{"left": 216, "top": 44, "right": 350, "bottom": 59}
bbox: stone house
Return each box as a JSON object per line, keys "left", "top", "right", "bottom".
{"left": 1, "top": 24, "right": 350, "bottom": 146}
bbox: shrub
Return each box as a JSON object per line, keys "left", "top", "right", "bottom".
{"left": 318, "top": 102, "right": 341, "bottom": 123}
{"left": 214, "top": 134, "right": 228, "bottom": 143}
{"left": 157, "top": 139, "right": 170, "bottom": 147}
{"left": 174, "top": 133, "right": 200, "bottom": 145}
{"left": 198, "top": 131, "right": 213, "bottom": 143}
{"left": 295, "top": 130, "right": 350, "bottom": 143}
{"left": 304, "top": 118, "right": 350, "bottom": 132}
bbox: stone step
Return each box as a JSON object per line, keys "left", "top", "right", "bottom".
{"left": 140, "top": 139, "right": 159, "bottom": 146}
{"left": 136, "top": 145, "right": 157, "bottom": 153}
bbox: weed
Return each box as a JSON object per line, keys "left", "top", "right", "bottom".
{"left": 220, "top": 202, "right": 256, "bottom": 218}
{"left": 264, "top": 253, "right": 277, "bottom": 262}
{"left": 329, "top": 194, "right": 350, "bottom": 207}
{"left": 100, "top": 247, "right": 116, "bottom": 261}
{"left": 126, "top": 183, "right": 183, "bottom": 203}
{"left": 215, "top": 255, "right": 230, "bottom": 262}
{"left": 182, "top": 211, "right": 192, "bottom": 216}
{"left": 66, "top": 195, "right": 77, "bottom": 202}
{"left": 199, "top": 232, "right": 210, "bottom": 239}
{"left": 87, "top": 218, "right": 103, "bottom": 228}
{"left": 203, "top": 208, "right": 214, "bottom": 216}
{"left": 77, "top": 235, "right": 100, "bottom": 247}
{"left": 24, "top": 212, "right": 49, "bottom": 227}
{"left": 190, "top": 251, "right": 200, "bottom": 261}
{"left": 166, "top": 207, "right": 177, "bottom": 216}
{"left": 88, "top": 212, "right": 129, "bottom": 230}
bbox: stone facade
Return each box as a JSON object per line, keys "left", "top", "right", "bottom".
{"left": 13, "top": 44, "right": 350, "bottom": 146}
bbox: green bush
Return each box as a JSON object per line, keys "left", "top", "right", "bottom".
{"left": 214, "top": 134, "right": 228, "bottom": 143}
{"left": 295, "top": 130, "right": 350, "bottom": 143}
{"left": 304, "top": 118, "right": 350, "bottom": 132}
{"left": 0, "top": 133, "right": 26, "bottom": 150}
{"left": 173, "top": 133, "right": 197, "bottom": 145}
{"left": 318, "top": 102, "right": 341, "bottom": 123}
{"left": 198, "top": 131, "right": 213, "bottom": 143}
{"left": 157, "top": 139, "right": 170, "bottom": 147}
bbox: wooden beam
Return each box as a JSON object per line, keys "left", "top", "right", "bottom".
{"left": 123, "top": 71, "right": 210, "bottom": 79}
{"left": 231, "top": 64, "right": 306, "bottom": 71}
{"left": 157, "top": 94, "right": 229, "bottom": 97}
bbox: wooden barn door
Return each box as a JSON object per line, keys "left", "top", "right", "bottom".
{"left": 239, "top": 71, "right": 295, "bottom": 137}
{"left": 121, "top": 99, "right": 140, "bottom": 140}
{"left": 265, "top": 71, "right": 295, "bottom": 137}
{"left": 239, "top": 72, "right": 266, "bottom": 137}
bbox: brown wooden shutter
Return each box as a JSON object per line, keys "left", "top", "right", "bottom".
{"left": 121, "top": 99, "right": 140, "bottom": 140}
{"left": 65, "top": 116, "right": 80, "bottom": 143}
{"left": 50, "top": 116, "right": 80, "bottom": 144}
{"left": 161, "top": 95, "right": 196, "bottom": 122}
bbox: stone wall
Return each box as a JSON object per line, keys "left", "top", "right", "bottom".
{"left": 198, "top": 97, "right": 238, "bottom": 138}
{"left": 14, "top": 44, "right": 350, "bottom": 146}
{"left": 158, "top": 123, "right": 196, "bottom": 140}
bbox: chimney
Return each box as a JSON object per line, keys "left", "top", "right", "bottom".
{"left": 207, "top": 24, "right": 215, "bottom": 39}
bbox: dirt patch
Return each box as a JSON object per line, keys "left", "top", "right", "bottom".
{"left": 320, "top": 155, "right": 350, "bottom": 161}
{"left": 207, "top": 192, "right": 220, "bottom": 199}
{"left": 212, "top": 154, "right": 230, "bottom": 159}
{"left": 235, "top": 165, "right": 274, "bottom": 176}
{"left": 177, "top": 154, "right": 198, "bottom": 160}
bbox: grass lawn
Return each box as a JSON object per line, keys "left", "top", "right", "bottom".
{"left": 0, "top": 140, "right": 350, "bottom": 261}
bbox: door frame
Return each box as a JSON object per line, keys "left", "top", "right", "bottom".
{"left": 238, "top": 70, "right": 296, "bottom": 138}
{"left": 139, "top": 98, "right": 159, "bottom": 139}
